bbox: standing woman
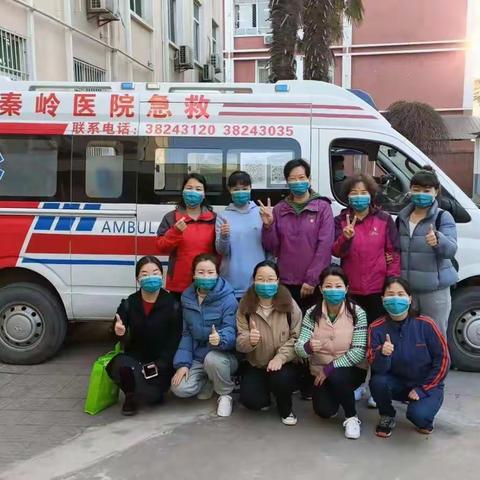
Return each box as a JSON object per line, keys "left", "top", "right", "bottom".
{"left": 215, "top": 171, "right": 267, "bottom": 300}
{"left": 236, "top": 260, "right": 302, "bottom": 425}
{"left": 260, "top": 158, "right": 334, "bottom": 313}
{"left": 295, "top": 266, "right": 368, "bottom": 439}
{"left": 107, "top": 256, "right": 181, "bottom": 416}
{"left": 396, "top": 166, "right": 458, "bottom": 336}
{"left": 157, "top": 173, "right": 216, "bottom": 300}
{"left": 368, "top": 277, "right": 450, "bottom": 438}
{"left": 332, "top": 173, "right": 400, "bottom": 325}
{"left": 171, "top": 254, "right": 238, "bottom": 417}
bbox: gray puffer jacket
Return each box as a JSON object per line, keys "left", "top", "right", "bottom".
{"left": 397, "top": 200, "right": 458, "bottom": 293}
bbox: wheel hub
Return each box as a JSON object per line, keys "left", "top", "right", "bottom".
{"left": 455, "top": 310, "right": 480, "bottom": 353}
{"left": 0, "top": 304, "right": 44, "bottom": 348}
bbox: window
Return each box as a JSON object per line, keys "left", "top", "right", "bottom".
{"left": 74, "top": 58, "right": 106, "bottom": 82}
{"left": 329, "top": 139, "right": 470, "bottom": 222}
{"left": 138, "top": 136, "right": 301, "bottom": 205}
{"left": 168, "top": 0, "right": 177, "bottom": 43}
{"left": 130, "top": 0, "right": 142, "bottom": 17}
{"left": 0, "top": 28, "right": 28, "bottom": 80}
{"left": 257, "top": 59, "right": 269, "bottom": 83}
{"left": 85, "top": 143, "right": 124, "bottom": 198}
{"left": 193, "top": 1, "right": 201, "bottom": 61}
{"left": 0, "top": 138, "right": 58, "bottom": 197}
{"left": 212, "top": 21, "right": 218, "bottom": 54}
{"left": 235, "top": 0, "right": 270, "bottom": 35}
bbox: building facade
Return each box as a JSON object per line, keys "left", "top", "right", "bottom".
{"left": 225, "top": 0, "right": 479, "bottom": 196}
{"left": 0, "top": 0, "right": 224, "bottom": 83}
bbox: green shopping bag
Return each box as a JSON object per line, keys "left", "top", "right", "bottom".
{"left": 84, "top": 342, "right": 123, "bottom": 415}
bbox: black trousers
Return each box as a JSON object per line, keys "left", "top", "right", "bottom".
{"left": 239, "top": 362, "right": 300, "bottom": 418}
{"left": 351, "top": 293, "right": 384, "bottom": 325}
{"left": 285, "top": 284, "right": 318, "bottom": 315}
{"left": 312, "top": 367, "right": 367, "bottom": 419}
{"left": 107, "top": 353, "right": 173, "bottom": 404}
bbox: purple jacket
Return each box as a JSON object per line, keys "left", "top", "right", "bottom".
{"left": 262, "top": 197, "right": 334, "bottom": 286}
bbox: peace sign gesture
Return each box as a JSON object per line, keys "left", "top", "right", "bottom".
{"left": 343, "top": 215, "right": 357, "bottom": 240}
{"left": 258, "top": 198, "right": 274, "bottom": 227}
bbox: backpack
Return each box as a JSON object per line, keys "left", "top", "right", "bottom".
{"left": 395, "top": 210, "right": 459, "bottom": 272}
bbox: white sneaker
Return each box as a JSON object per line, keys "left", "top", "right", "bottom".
{"left": 197, "top": 381, "right": 214, "bottom": 400}
{"left": 343, "top": 416, "right": 361, "bottom": 439}
{"left": 217, "top": 395, "right": 233, "bottom": 417}
{"left": 354, "top": 385, "right": 366, "bottom": 402}
{"left": 367, "top": 396, "right": 377, "bottom": 409}
{"left": 281, "top": 412, "right": 298, "bottom": 426}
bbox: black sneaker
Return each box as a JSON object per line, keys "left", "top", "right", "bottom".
{"left": 375, "top": 415, "right": 396, "bottom": 438}
{"left": 121, "top": 394, "right": 138, "bottom": 416}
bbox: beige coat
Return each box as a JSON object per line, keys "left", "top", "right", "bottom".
{"left": 236, "top": 285, "right": 302, "bottom": 368}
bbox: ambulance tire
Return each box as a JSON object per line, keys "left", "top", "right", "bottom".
{"left": 448, "top": 287, "right": 480, "bottom": 372}
{"left": 0, "top": 282, "right": 68, "bottom": 364}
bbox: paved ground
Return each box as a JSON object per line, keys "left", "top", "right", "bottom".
{"left": 0, "top": 323, "right": 479, "bottom": 480}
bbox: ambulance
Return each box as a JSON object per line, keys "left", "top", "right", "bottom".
{"left": 0, "top": 79, "right": 479, "bottom": 370}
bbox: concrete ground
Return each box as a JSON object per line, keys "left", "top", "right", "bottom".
{"left": 0, "top": 323, "right": 479, "bottom": 480}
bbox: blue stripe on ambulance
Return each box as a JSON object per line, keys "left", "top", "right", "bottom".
{"left": 33, "top": 203, "right": 101, "bottom": 232}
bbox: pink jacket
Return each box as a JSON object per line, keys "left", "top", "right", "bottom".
{"left": 332, "top": 208, "right": 400, "bottom": 295}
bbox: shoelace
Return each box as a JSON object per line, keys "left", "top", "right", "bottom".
{"left": 378, "top": 416, "right": 392, "bottom": 428}
{"left": 343, "top": 417, "right": 361, "bottom": 427}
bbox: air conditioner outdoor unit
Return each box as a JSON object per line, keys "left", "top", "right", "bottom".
{"left": 202, "top": 64, "right": 216, "bottom": 82}
{"left": 210, "top": 54, "right": 222, "bottom": 74}
{"left": 175, "top": 46, "right": 194, "bottom": 71}
{"left": 264, "top": 34, "right": 273, "bottom": 45}
{"left": 87, "top": 0, "right": 118, "bottom": 20}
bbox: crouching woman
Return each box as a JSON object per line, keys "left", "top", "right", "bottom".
{"left": 171, "top": 254, "right": 238, "bottom": 417}
{"left": 368, "top": 276, "right": 450, "bottom": 438}
{"left": 236, "top": 260, "right": 302, "bottom": 426}
{"left": 295, "top": 265, "right": 368, "bottom": 439}
{"left": 107, "top": 256, "right": 182, "bottom": 416}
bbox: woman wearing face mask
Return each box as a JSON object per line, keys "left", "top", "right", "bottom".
{"left": 107, "top": 256, "right": 182, "bottom": 416}
{"left": 157, "top": 173, "right": 216, "bottom": 300}
{"left": 396, "top": 166, "right": 458, "bottom": 336}
{"left": 260, "top": 158, "right": 334, "bottom": 313}
{"left": 171, "top": 254, "right": 238, "bottom": 417}
{"left": 332, "top": 174, "right": 400, "bottom": 325}
{"left": 368, "top": 277, "right": 450, "bottom": 438}
{"left": 215, "top": 171, "right": 267, "bottom": 300}
{"left": 295, "top": 266, "right": 368, "bottom": 439}
{"left": 236, "top": 261, "right": 302, "bottom": 425}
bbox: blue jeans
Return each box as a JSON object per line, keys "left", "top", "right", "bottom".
{"left": 370, "top": 373, "right": 444, "bottom": 430}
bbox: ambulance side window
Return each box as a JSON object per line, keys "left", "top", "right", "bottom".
{"left": 0, "top": 136, "right": 70, "bottom": 201}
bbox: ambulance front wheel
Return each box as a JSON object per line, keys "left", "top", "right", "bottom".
{"left": 0, "top": 282, "right": 67, "bottom": 364}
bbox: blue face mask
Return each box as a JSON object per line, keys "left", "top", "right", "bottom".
{"left": 334, "top": 170, "right": 345, "bottom": 182}
{"left": 411, "top": 192, "right": 435, "bottom": 208}
{"left": 255, "top": 282, "right": 279, "bottom": 299}
{"left": 383, "top": 296, "right": 410, "bottom": 316}
{"left": 322, "top": 288, "right": 347, "bottom": 305}
{"left": 139, "top": 275, "right": 163, "bottom": 293}
{"left": 231, "top": 190, "right": 251, "bottom": 206}
{"left": 349, "top": 194, "right": 371, "bottom": 212}
{"left": 288, "top": 181, "right": 310, "bottom": 197}
{"left": 194, "top": 276, "right": 218, "bottom": 291}
{"left": 183, "top": 189, "right": 204, "bottom": 208}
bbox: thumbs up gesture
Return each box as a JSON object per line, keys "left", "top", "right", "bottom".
{"left": 220, "top": 217, "right": 230, "bottom": 238}
{"left": 249, "top": 318, "right": 261, "bottom": 346}
{"left": 114, "top": 314, "right": 126, "bottom": 336}
{"left": 174, "top": 216, "right": 188, "bottom": 232}
{"left": 309, "top": 324, "right": 323, "bottom": 353}
{"left": 209, "top": 324, "right": 220, "bottom": 346}
{"left": 343, "top": 215, "right": 357, "bottom": 240}
{"left": 425, "top": 224, "right": 438, "bottom": 247}
{"left": 382, "top": 333, "right": 394, "bottom": 356}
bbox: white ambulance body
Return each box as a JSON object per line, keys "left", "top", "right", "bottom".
{"left": 0, "top": 80, "right": 479, "bottom": 370}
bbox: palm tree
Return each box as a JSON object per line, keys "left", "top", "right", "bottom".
{"left": 384, "top": 101, "right": 449, "bottom": 155}
{"left": 302, "top": 0, "right": 364, "bottom": 81}
{"left": 268, "top": 0, "right": 303, "bottom": 82}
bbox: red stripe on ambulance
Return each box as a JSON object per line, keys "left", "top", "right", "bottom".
{"left": 0, "top": 123, "right": 68, "bottom": 135}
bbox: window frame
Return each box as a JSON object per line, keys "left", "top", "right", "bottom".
{"left": 0, "top": 27, "right": 28, "bottom": 80}
{"left": 130, "top": 0, "right": 143, "bottom": 17}
{"left": 168, "top": 0, "right": 177, "bottom": 43}
{"left": 73, "top": 58, "right": 106, "bottom": 82}
{"left": 193, "top": 0, "right": 201, "bottom": 62}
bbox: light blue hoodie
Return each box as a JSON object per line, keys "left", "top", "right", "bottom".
{"left": 215, "top": 201, "right": 267, "bottom": 298}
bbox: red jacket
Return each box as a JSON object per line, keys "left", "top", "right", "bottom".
{"left": 156, "top": 208, "right": 216, "bottom": 293}
{"left": 332, "top": 208, "right": 400, "bottom": 295}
